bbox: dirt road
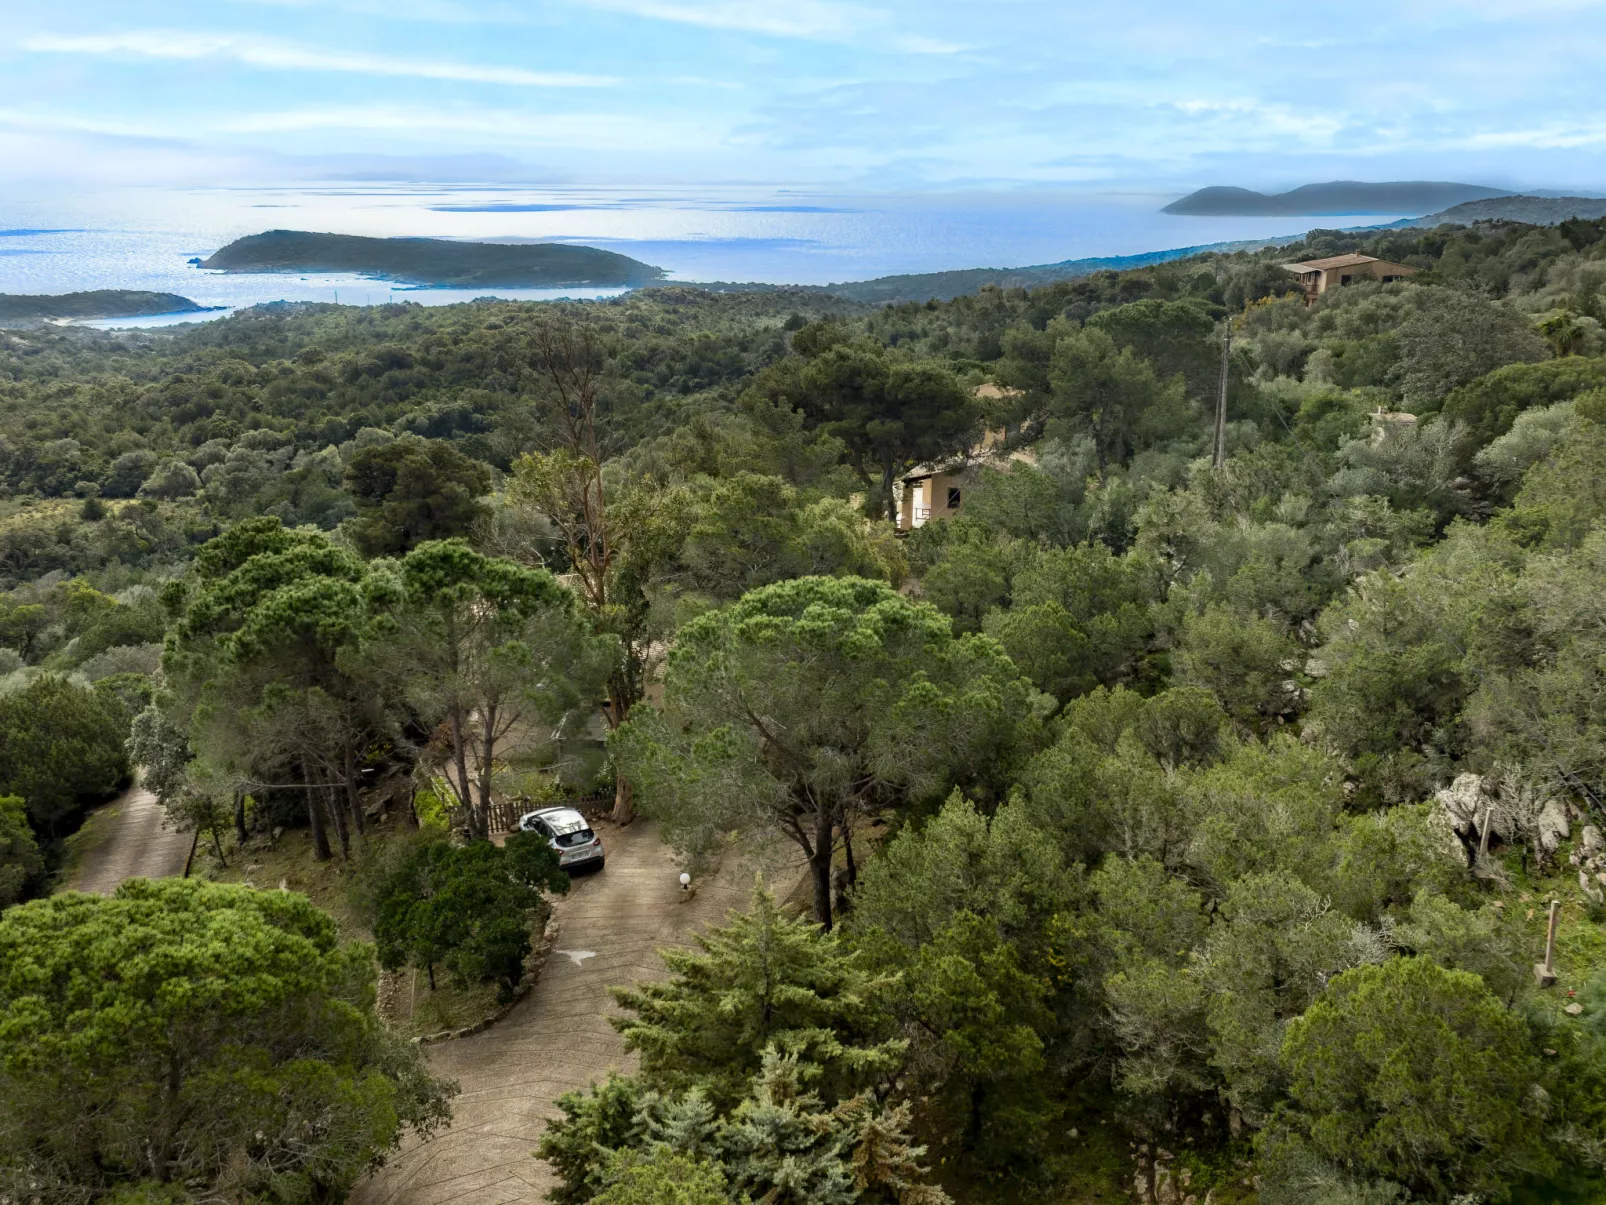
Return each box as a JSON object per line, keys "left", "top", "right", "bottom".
{"left": 352, "top": 820, "right": 797, "bottom": 1205}
{"left": 65, "top": 780, "right": 193, "bottom": 895}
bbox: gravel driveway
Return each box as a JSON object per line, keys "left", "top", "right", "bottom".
{"left": 352, "top": 819, "right": 798, "bottom": 1205}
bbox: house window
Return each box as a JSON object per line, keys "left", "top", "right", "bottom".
{"left": 946, "top": 487, "right": 962, "bottom": 510}
{"left": 1339, "top": 274, "right": 1353, "bottom": 285}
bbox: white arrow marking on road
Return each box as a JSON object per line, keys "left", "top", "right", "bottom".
{"left": 556, "top": 949, "right": 597, "bottom": 966}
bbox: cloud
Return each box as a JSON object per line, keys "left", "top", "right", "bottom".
{"left": 0, "top": 102, "right": 690, "bottom": 155}
{"left": 9, "top": 0, "right": 1606, "bottom": 190}
{"left": 889, "top": 34, "right": 968, "bottom": 55}
{"left": 225, "top": 0, "right": 525, "bottom": 18}
{"left": 1165, "top": 99, "right": 1350, "bottom": 145}
{"left": 560, "top": 0, "right": 959, "bottom": 50}
{"left": 563, "top": 0, "right": 869, "bottom": 39}
{"left": 0, "top": 108, "right": 177, "bottom": 141}
{"left": 21, "top": 31, "right": 617, "bottom": 87}
{"left": 214, "top": 104, "right": 724, "bottom": 150}
{"left": 1457, "top": 122, "right": 1606, "bottom": 151}
{"left": 227, "top": 0, "right": 968, "bottom": 51}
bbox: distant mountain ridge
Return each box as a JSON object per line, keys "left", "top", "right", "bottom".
{"left": 1411, "top": 195, "right": 1606, "bottom": 227}
{"left": 1164, "top": 181, "right": 1511, "bottom": 216}
{"left": 0, "top": 290, "right": 210, "bottom": 326}
{"left": 202, "top": 230, "right": 664, "bottom": 288}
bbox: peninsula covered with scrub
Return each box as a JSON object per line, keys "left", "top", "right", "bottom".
{"left": 200, "top": 229, "right": 666, "bottom": 288}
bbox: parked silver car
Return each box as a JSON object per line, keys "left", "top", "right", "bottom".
{"left": 517, "top": 805, "right": 605, "bottom": 872}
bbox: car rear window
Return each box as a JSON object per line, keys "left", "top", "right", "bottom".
{"left": 554, "top": 828, "right": 594, "bottom": 849}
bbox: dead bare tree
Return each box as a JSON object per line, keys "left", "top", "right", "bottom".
{"left": 506, "top": 317, "right": 645, "bottom": 824}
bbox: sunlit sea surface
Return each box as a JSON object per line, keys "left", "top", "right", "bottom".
{"left": 0, "top": 183, "right": 1408, "bottom": 327}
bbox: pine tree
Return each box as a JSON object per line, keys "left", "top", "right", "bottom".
{"left": 720, "top": 1051, "right": 950, "bottom": 1205}
{"left": 718, "top": 1052, "right": 859, "bottom": 1205}
{"left": 539, "top": 1075, "right": 650, "bottom": 1205}
{"left": 538, "top": 1051, "right": 951, "bottom": 1205}
{"left": 592, "top": 1148, "right": 732, "bottom": 1205}
{"left": 609, "top": 881, "right": 905, "bottom": 1105}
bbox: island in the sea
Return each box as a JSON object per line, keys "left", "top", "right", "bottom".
{"left": 201, "top": 230, "right": 665, "bottom": 288}
{"left": 1164, "top": 180, "right": 1511, "bottom": 216}
{"left": 0, "top": 290, "right": 212, "bottom": 325}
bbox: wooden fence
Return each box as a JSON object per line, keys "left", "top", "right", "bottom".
{"left": 448, "top": 793, "right": 612, "bottom": 836}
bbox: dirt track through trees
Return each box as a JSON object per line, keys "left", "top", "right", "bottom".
{"left": 64, "top": 781, "right": 193, "bottom": 895}
{"left": 351, "top": 820, "right": 799, "bottom": 1205}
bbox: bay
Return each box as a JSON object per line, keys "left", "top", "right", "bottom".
{"left": 0, "top": 182, "right": 1408, "bottom": 326}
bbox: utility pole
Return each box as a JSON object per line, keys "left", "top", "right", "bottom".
{"left": 1212, "top": 321, "right": 1231, "bottom": 469}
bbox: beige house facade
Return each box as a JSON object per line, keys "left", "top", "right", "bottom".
{"left": 896, "top": 387, "right": 1028, "bottom": 531}
{"left": 898, "top": 468, "right": 967, "bottom": 529}
{"left": 1282, "top": 253, "right": 1417, "bottom": 300}
{"left": 897, "top": 427, "right": 1036, "bottom": 531}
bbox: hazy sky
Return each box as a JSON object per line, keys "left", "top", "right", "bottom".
{"left": 4, "top": 0, "right": 1605, "bottom": 191}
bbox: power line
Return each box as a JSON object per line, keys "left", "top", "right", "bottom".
{"left": 1213, "top": 320, "right": 1231, "bottom": 469}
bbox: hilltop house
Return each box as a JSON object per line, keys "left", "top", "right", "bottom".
{"left": 898, "top": 424, "right": 1032, "bottom": 531}
{"left": 898, "top": 464, "right": 968, "bottom": 530}
{"left": 897, "top": 385, "right": 1032, "bottom": 530}
{"left": 1282, "top": 253, "right": 1416, "bottom": 300}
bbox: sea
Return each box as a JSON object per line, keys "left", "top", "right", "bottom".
{"left": 0, "top": 183, "right": 1411, "bottom": 327}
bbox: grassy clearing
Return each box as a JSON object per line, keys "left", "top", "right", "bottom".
{"left": 386, "top": 967, "right": 504, "bottom": 1038}
{"left": 54, "top": 796, "right": 125, "bottom": 890}
{"left": 1480, "top": 823, "right": 1606, "bottom": 1014}
{"left": 199, "top": 827, "right": 379, "bottom": 940}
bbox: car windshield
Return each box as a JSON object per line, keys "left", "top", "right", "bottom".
{"left": 554, "top": 828, "right": 594, "bottom": 849}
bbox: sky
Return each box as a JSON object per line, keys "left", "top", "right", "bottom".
{"left": 3, "top": 0, "right": 1606, "bottom": 193}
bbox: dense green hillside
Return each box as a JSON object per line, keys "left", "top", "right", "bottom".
{"left": 5, "top": 213, "right": 1606, "bottom": 1205}
{"left": 201, "top": 229, "right": 665, "bottom": 287}
{"left": 810, "top": 242, "right": 1288, "bottom": 303}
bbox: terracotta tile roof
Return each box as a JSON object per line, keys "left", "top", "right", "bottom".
{"left": 1283, "top": 253, "right": 1385, "bottom": 271}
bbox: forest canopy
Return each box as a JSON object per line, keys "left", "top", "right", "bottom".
{"left": 4, "top": 213, "right": 1606, "bottom": 1204}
